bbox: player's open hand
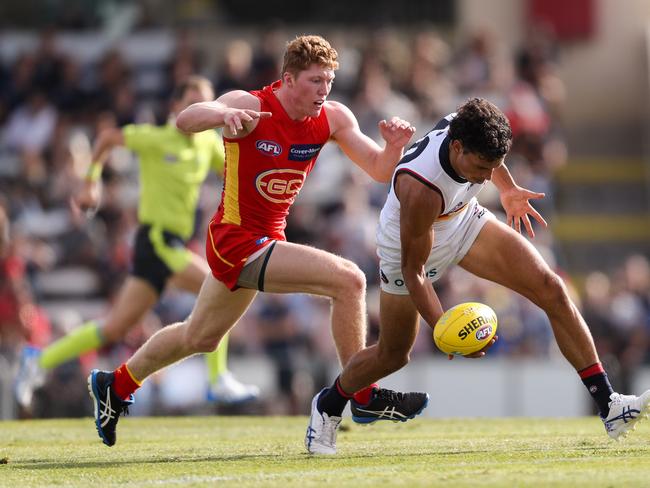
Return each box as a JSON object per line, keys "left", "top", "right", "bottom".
{"left": 499, "top": 186, "right": 547, "bottom": 238}
{"left": 378, "top": 117, "right": 416, "bottom": 149}
{"left": 448, "top": 335, "right": 498, "bottom": 360}
{"left": 224, "top": 108, "right": 272, "bottom": 135}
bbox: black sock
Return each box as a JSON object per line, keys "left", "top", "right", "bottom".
{"left": 317, "top": 376, "right": 352, "bottom": 417}
{"left": 580, "top": 365, "right": 614, "bottom": 417}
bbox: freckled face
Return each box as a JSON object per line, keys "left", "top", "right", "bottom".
{"left": 285, "top": 64, "right": 335, "bottom": 118}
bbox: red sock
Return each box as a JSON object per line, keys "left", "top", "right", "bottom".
{"left": 578, "top": 362, "right": 605, "bottom": 379}
{"left": 113, "top": 363, "right": 142, "bottom": 400}
{"left": 335, "top": 377, "right": 354, "bottom": 398}
{"left": 578, "top": 362, "right": 613, "bottom": 416}
{"left": 353, "top": 383, "right": 379, "bottom": 405}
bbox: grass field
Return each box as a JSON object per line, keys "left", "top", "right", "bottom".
{"left": 2, "top": 416, "right": 650, "bottom": 487}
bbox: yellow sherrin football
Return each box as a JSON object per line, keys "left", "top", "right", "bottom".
{"left": 433, "top": 302, "right": 498, "bottom": 356}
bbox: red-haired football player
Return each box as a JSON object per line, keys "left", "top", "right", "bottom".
{"left": 88, "top": 35, "right": 425, "bottom": 455}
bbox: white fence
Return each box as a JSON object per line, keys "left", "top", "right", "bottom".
{"left": 2, "top": 356, "right": 650, "bottom": 419}
{"left": 231, "top": 356, "right": 650, "bottom": 418}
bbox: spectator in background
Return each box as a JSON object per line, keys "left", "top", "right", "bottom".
{"left": 0, "top": 202, "right": 52, "bottom": 372}
{"left": 215, "top": 39, "right": 256, "bottom": 94}
{"left": 0, "top": 54, "right": 38, "bottom": 120}
{"left": 51, "top": 58, "right": 88, "bottom": 119}
{"left": 2, "top": 89, "right": 58, "bottom": 185}
{"left": 250, "top": 27, "right": 286, "bottom": 88}
{"left": 608, "top": 256, "right": 650, "bottom": 392}
{"left": 452, "top": 27, "right": 513, "bottom": 98}
{"left": 352, "top": 56, "right": 420, "bottom": 144}
{"left": 403, "top": 30, "right": 457, "bottom": 125}
{"left": 505, "top": 23, "right": 567, "bottom": 188}
{"left": 31, "top": 28, "right": 66, "bottom": 99}
{"left": 84, "top": 49, "right": 131, "bottom": 118}
{"left": 255, "top": 294, "right": 311, "bottom": 415}
{"left": 323, "top": 174, "right": 380, "bottom": 279}
{"left": 161, "top": 29, "right": 206, "bottom": 116}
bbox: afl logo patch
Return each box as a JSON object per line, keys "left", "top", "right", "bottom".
{"left": 475, "top": 325, "right": 493, "bottom": 341}
{"left": 256, "top": 169, "right": 306, "bottom": 203}
{"left": 256, "top": 140, "right": 282, "bottom": 157}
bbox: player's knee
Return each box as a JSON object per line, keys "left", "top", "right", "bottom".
{"left": 378, "top": 347, "right": 410, "bottom": 374}
{"left": 182, "top": 320, "right": 221, "bottom": 353}
{"left": 186, "top": 333, "right": 220, "bottom": 354}
{"left": 387, "top": 353, "right": 410, "bottom": 373}
{"left": 336, "top": 259, "right": 366, "bottom": 298}
{"left": 537, "top": 271, "right": 571, "bottom": 310}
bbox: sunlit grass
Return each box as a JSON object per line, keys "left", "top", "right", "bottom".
{"left": 1, "top": 416, "right": 649, "bottom": 487}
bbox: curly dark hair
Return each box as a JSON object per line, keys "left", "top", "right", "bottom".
{"left": 448, "top": 98, "right": 512, "bottom": 161}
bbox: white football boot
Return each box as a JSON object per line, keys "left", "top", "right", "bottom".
{"left": 207, "top": 371, "right": 260, "bottom": 405}
{"left": 601, "top": 390, "right": 650, "bottom": 440}
{"left": 14, "top": 345, "right": 46, "bottom": 408}
{"left": 305, "top": 389, "right": 342, "bottom": 455}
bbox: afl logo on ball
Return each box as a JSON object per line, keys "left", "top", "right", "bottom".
{"left": 256, "top": 140, "right": 282, "bottom": 157}
{"left": 475, "top": 325, "right": 493, "bottom": 341}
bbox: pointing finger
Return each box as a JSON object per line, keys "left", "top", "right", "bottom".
{"left": 245, "top": 110, "right": 272, "bottom": 119}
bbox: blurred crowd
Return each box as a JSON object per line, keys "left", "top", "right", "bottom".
{"left": 0, "top": 24, "right": 648, "bottom": 418}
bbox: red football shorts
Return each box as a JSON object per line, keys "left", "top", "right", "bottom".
{"left": 205, "top": 220, "right": 282, "bottom": 290}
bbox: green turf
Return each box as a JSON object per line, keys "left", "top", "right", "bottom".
{"left": 1, "top": 416, "right": 649, "bottom": 487}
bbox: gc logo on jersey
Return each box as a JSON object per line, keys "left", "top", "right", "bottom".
{"left": 256, "top": 140, "right": 282, "bottom": 157}
{"left": 256, "top": 169, "right": 306, "bottom": 203}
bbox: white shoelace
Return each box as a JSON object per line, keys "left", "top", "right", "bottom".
{"left": 320, "top": 413, "right": 341, "bottom": 446}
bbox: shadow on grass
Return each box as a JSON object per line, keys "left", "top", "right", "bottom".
{"left": 9, "top": 443, "right": 632, "bottom": 471}
{"left": 10, "top": 452, "right": 284, "bottom": 471}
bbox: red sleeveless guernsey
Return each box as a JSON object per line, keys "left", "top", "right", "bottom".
{"left": 206, "top": 80, "right": 331, "bottom": 289}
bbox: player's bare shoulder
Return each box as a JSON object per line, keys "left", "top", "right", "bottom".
{"left": 324, "top": 100, "right": 358, "bottom": 136}
{"left": 218, "top": 90, "right": 264, "bottom": 138}
{"left": 218, "top": 90, "right": 261, "bottom": 111}
{"left": 395, "top": 168, "right": 444, "bottom": 221}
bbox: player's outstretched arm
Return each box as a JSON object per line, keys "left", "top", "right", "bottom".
{"left": 176, "top": 90, "right": 272, "bottom": 137}
{"left": 73, "top": 127, "right": 124, "bottom": 214}
{"left": 491, "top": 164, "right": 547, "bottom": 238}
{"left": 327, "top": 101, "right": 415, "bottom": 182}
